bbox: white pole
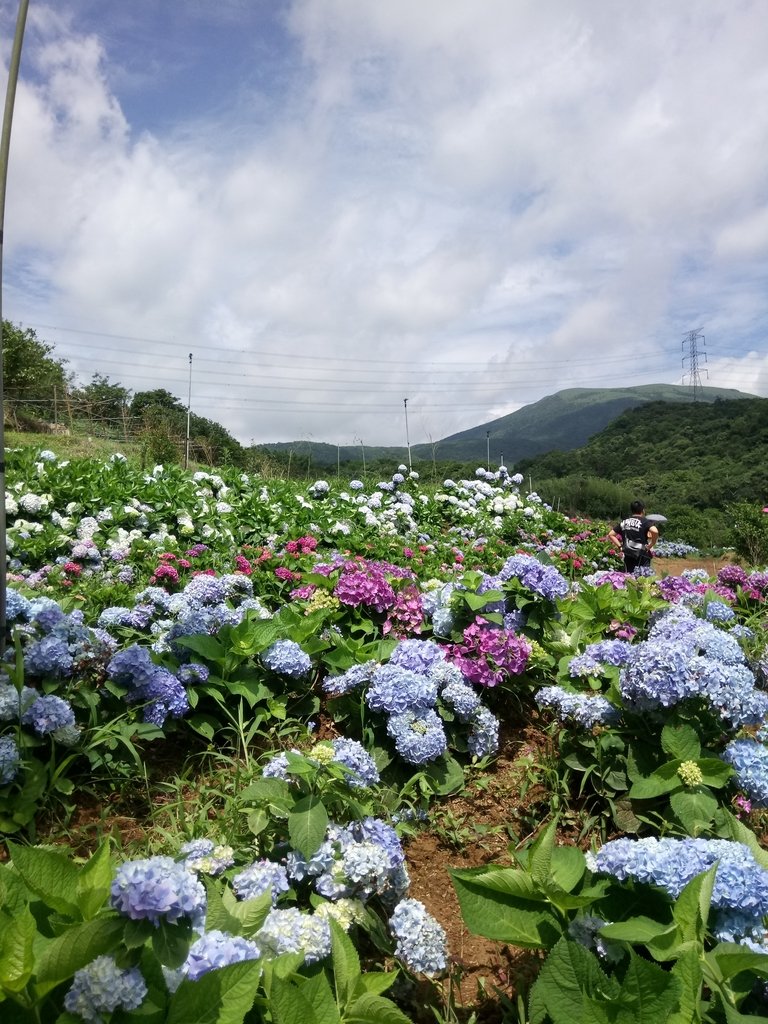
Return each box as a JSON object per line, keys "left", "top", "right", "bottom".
{"left": 0, "top": 0, "right": 30, "bottom": 654}
{"left": 403, "top": 397, "right": 411, "bottom": 471}
{"left": 184, "top": 353, "right": 192, "bottom": 469}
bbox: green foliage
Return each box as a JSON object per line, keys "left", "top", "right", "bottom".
{"left": 452, "top": 822, "right": 768, "bottom": 1022}
{"left": 2, "top": 320, "right": 72, "bottom": 425}
{"left": 726, "top": 501, "right": 768, "bottom": 565}
{"left": 521, "top": 397, "right": 768, "bottom": 540}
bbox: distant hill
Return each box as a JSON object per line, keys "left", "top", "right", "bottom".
{"left": 516, "top": 395, "right": 768, "bottom": 546}
{"left": 262, "top": 384, "right": 755, "bottom": 468}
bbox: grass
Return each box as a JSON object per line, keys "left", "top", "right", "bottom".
{"left": 6, "top": 429, "right": 144, "bottom": 464}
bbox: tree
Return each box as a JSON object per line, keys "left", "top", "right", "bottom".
{"left": 72, "top": 374, "right": 131, "bottom": 434}
{"left": 2, "top": 320, "right": 72, "bottom": 424}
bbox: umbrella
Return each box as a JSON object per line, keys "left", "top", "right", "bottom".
{"left": 646, "top": 513, "right": 668, "bottom": 523}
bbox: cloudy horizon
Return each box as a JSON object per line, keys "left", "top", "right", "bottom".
{"left": 2, "top": 0, "right": 767, "bottom": 447}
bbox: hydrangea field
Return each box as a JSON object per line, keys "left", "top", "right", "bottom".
{"left": 3, "top": 444, "right": 768, "bottom": 1023}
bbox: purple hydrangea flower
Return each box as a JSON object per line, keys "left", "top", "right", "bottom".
{"left": 21, "top": 694, "right": 76, "bottom": 735}
{"left": 366, "top": 664, "right": 439, "bottom": 714}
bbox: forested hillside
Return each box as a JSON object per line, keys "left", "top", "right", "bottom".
{"left": 518, "top": 397, "right": 768, "bottom": 546}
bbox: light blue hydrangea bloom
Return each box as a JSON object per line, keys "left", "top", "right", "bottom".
{"left": 256, "top": 908, "right": 331, "bottom": 963}
{"left": 722, "top": 739, "right": 768, "bottom": 807}
{"left": 110, "top": 855, "right": 206, "bottom": 927}
{"left": 182, "top": 929, "right": 261, "bottom": 981}
{"left": 261, "top": 639, "right": 311, "bottom": 679}
{"left": 387, "top": 708, "right": 447, "bottom": 764}
{"left": 0, "top": 735, "right": 21, "bottom": 785}
{"left": 21, "top": 694, "right": 75, "bottom": 735}
{"left": 233, "top": 860, "right": 290, "bottom": 903}
{"left": 389, "top": 898, "right": 448, "bottom": 975}
{"left": 64, "top": 955, "right": 147, "bottom": 1022}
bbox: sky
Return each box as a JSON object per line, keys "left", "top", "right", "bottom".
{"left": 1, "top": 0, "right": 768, "bottom": 448}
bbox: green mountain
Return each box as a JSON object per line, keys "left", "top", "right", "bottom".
{"left": 517, "top": 395, "right": 768, "bottom": 547}
{"left": 262, "top": 384, "right": 755, "bottom": 468}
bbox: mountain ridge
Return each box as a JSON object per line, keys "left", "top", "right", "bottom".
{"left": 261, "top": 384, "right": 755, "bottom": 467}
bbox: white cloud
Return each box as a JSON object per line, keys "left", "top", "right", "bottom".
{"left": 2, "top": 0, "right": 767, "bottom": 446}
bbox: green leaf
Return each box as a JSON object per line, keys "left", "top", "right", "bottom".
{"left": 668, "top": 947, "right": 703, "bottom": 1024}
{"left": 357, "top": 971, "right": 398, "bottom": 997}
{"left": 529, "top": 819, "right": 557, "bottom": 889}
{"left": 238, "top": 777, "right": 293, "bottom": 810}
{"left": 0, "top": 906, "right": 36, "bottom": 991}
{"left": 188, "top": 714, "right": 218, "bottom": 740}
{"left": 123, "top": 917, "right": 154, "bottom": 949}
{"left": 298, "top": 970, "right": 343, "bottom": 1024}
{"left": 330, "top": 918, "right": 361, "bottom": 1009}
{"left": 226, "top": 890, "right": 273, "bottom": 937}
{"left": 174, "top": 634, "right": 226, "bottom": 664}
{"left": 695, "top": 758, "right": 734, "bottom": 788}
{"left": 714, "top": 810, "right": 768, "bottom": 869}
{"left": 611, "top": 953, "right": 682, "bottom": 1024}
{"left": 670, "top": 789, "right": 717, "bottom": 837}
{"left": 269, "top": 975, "right": 318, "bottom": 1024}
{"left": 629, "top": 762, "right": 684, "bottom": 799}
{"left": 167, "top": 960, "right": 262, "bottom": 1024}
{"left": 661, "top": 723, "right": 701, "bottom": 761}
{"left": 151, "top": 919, "right": 194, "bottom": 969}
{"left": 35, "top": 917, "right": 125, "bottom": 993}
{"left": 5, "top": 843, "right": 81, "bottom": 918}
{"left": 599, "top": 917, "right": 677, "bottom": 944}
{"left": 288, "top": 796, "right": 329, "bottom": 859}
{"left": 76, "top": 843, "right": 114, "bottom": 920}
{"left": 422, "top": 754, "right": 465, "bottom": 796}
{"left": 548, "top": 845, "right": 587, "bottom": 894}
{"left": 450, "top": 869, "right": 562, "bottom": 948}
{"left": 673, "top": 865, "right": 716, "bottom": 945}
{"left": 528, "top": 937, "right": 619, "bottom": 1024}
{"left": 345, "top": 992, "right": 413, "bottom": 1024}
{"left": 706, "top": 943, "right": 768, "bottom": 982}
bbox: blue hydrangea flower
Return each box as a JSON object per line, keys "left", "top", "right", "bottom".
{"left": 21, "top": 694, "right": 76, "bottom": 735}
{"left": 722, "top": 739, "right": 768, "bottom": 808}
{"left": 261, "top": 640, "right": 311, "bottom": 679}
{"left": 467, "top": 706, "right": 500, "bottom": 758}
{"left": 367, "top": 664, "right": 439, "bottom": 714}
{"left": 387, "top": 708, "right": 447, "bottom": 764}
{"left": 389, "top": 639, "right": 446, "bottom": 674}
{"left": 0, "top": 683, "right": 37, "bottom": 721}
{"left": 705, "top": 600, "right": 736, "bottom": 623}
{"left": 536, "top": 686, "right": 620, "bottom": 729}
{"left": 331, "top": 738, "right": 380, "bottom": 787}
{"left": 256, "top": 908, "right": 331, "bottom": 963}
{"left": 233, "top": 860, "right": 290, "bottom": 903}
{"left": 323, "top": 661, "right": 377, "bottom": 696}
{"left": 389, "top": 899, "right": 448, "bottom": 975}
{"left": 64, "top": 955, "right": 147, "bottom": 1023}
{"left": 0, "top": 735, "right": 21, "bottom": 785}
{"left": 590, "top": 837, "right": 768, "bottom": 917}
{"left": 181, "top": 930, "right": 261, "bottom": 981}
{"left": 110, "top": 856, "right": 206, "bottom": 927}
{"left": 499, "top": 553, "right": 569, "bottom": 601}
{"left": 569, "top": 640, "right": 634, "bottom": 678}
{"left": 441, "top": 679, "right": 481, "bottom": 721}
{"left": 6, "top": 588, "right": 32, "bottom": 623}
{"left": 180, "top": 839, "right": 235, "bottom": 876}
{"left": 24, "top": 635, "right": 73, "bottom": 679}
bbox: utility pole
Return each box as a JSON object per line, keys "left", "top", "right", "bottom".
{"left": 682, "top": 328, "right": 708, "bottom": 401}
{"left": 403, "top": 397, "right": 412, "bottom": 471}
{"left": 184, "top": 353, "right": 192, "bottom": 468}
{"left": 0, "top": 0, "right": 31, "bottom": 655}
{"left": 486, "top": 430, "right": 490, "bottom": 470}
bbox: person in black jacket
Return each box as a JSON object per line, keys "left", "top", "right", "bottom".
{"left": 608, "top": 500, "right": 659, "bottom": 573}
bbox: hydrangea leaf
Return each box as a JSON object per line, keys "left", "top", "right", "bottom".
{"left": 288, "top": 796, "right": 329, "bottom": 860}
{"left": 329, "top": 917, "right": 361, "bottom": 1010}
{"left": 345, "top": 992, "right": 413, "bottom": 1024}
{"left": 173, "top": 634, "right": 226, "bottom": 665}
{"left": 529, "top": 937, "right": 620, "bottom": 1024}
{"left": 167, "top": 960, "right": 263, "bottom": 1024}
{"left": 33, "top": 917, "right": 125, "bottom": 995}
{"left": 5, "top": 843, "right": 81, "bottom": 918}
{"left": 450, "top": 868, "right": 562, "bottom": 947}
{"left": 0, "top": 906, "right": 36, "bottom": 992}
{"left": 670, "top": 790, "right": 718, "bottom": 838}
{"left": 661, "top": 723, "right": 701, "bottom": 761}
